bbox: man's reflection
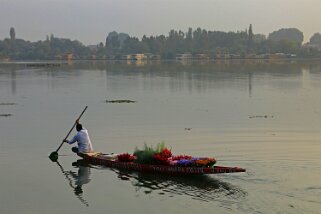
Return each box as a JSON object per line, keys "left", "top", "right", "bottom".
{"left": 55, "top": 160, "right": 90, "bottom": 206}
{"left": 70, "top": 160, "right": 91, "bottom": 196}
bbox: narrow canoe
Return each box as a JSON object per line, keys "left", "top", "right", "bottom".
{"left": 78, "top": 152, "right": 246, "bottom": 175}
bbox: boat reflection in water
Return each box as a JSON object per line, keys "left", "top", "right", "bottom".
{"left": 57, "top": 158, "right": 246, "bottom": 204}
{"left": 110, "top": 167, "right": 246, "bottom": 202}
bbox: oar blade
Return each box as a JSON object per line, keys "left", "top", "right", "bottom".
{"left": 49, "top": 151, "right": 59, "bottom": 162}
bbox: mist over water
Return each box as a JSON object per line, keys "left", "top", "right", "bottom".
{"left": 1, "top": 60, "right": 321, "bottom": 213}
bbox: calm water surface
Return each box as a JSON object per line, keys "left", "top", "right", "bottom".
{"left": 1, "top": 61, "right": 321, "bottom": 213}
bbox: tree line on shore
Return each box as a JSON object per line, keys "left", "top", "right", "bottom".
{"left": 1, "top": 25, "right": 321, "bottom": 60}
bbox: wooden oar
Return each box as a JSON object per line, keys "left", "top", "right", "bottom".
{"left": 49, "top": 106, "right": 88, "bottom": 162}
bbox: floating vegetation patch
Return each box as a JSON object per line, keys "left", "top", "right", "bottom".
{"left": 106, "top": 100, "right": 136, "bottom": 103}
{"left": 249, "top": 115, "right": 274, "bottom": 119}
{"left": 0, "top": 102, "right": 16, "bottom": 105}
{"left": 0, "top": 114, "right": 13, "bottom": 117}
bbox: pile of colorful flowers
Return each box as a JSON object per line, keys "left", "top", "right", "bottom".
{"left": 118, "top": 142, "right": 216, "bottom": 167}
{"left": 169, "top": 155, "right": 216, "bottom": 167}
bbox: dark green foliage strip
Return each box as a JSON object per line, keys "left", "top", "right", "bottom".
{"left": 1, "top": 26, "right": 320, "bottom": 60}
{"left": 105, "top": 100, "right": 136, "bottom": 103}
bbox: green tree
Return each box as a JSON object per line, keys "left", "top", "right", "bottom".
{"left": 248, "top": 24, "right": 254, "bottom": 48}
{"left": 268, "top": 28, "right": 304, "bottom": 45}
{"left": 310, "top": 33, "right": 321, "bottom": 45}
{"left": 185, "top": 28, "right": 193, "bottom": 52}
{"left": 10, "top": 27, "right": 16, "bottom": 41}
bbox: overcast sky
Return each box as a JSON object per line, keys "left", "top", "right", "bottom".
{"left": 1, "top": 0, "right": 320, "bottom": 45}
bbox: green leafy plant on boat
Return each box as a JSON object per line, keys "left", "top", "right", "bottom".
{"left": 133, "top": 142, "right": 170, "bottom": 164}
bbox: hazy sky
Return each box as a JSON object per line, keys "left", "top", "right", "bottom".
{"left": 1, "top": 0, "right": 320, "bottom": 45}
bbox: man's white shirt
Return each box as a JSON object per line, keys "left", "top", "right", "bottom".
{"left": 68, "top": 128, "right": 93, "bottom": 153}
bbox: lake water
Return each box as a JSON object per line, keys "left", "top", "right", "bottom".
{"left": 1, "top": 60, "right": 321, "bottom": 213}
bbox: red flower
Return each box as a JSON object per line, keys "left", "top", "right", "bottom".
{"left": 160, "top": 148, "right": 172, "bottom": 158}
{"left": 153, "top": 153, "right": 170, "bottom": 165}
{"left": 117, "top": 153, "right": 136, "bottom": 162}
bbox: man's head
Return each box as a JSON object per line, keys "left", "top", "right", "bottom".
{"left": 76, "top": 123, "right": 83, "bottom": 131}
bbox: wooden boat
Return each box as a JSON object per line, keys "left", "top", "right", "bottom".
{"left": 77, "top": 152, "right": 246, "bottom": 175}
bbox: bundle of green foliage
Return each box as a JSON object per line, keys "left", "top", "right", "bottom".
{"left": 133, "top": 142, "right": 167, "bottom": 164}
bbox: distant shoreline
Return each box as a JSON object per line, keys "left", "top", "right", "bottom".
{"left": 0, "top": 58, "right": 320, "bottom": 68}
{"left": 25, "top": 63, "right": 61, "bottom": 67}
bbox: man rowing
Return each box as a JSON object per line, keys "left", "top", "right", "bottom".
{"left": 63, "top": 119, "right": 93, "bottom": 153}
